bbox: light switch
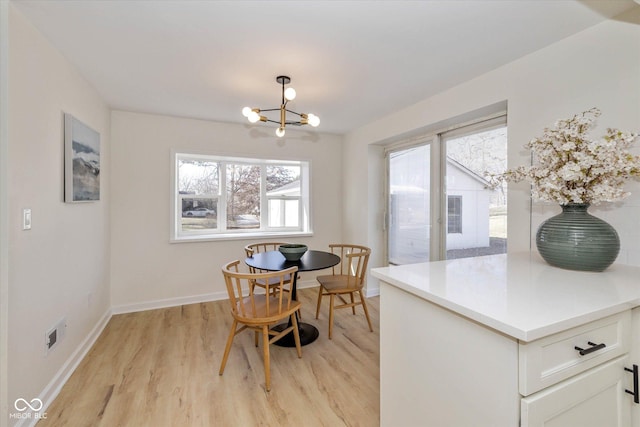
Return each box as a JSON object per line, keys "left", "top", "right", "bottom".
{"left": 23, "top": 208, "right": 31, "bottom": 230}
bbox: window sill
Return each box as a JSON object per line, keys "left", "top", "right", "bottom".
{"left": 170, "top": 230, "right": 314, "bottom": 243}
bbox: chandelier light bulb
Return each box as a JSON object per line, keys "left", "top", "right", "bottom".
{"left": 307, "top": 113, "right": 320, "bottom": 127}
{"left": 248, "top": 111, "right": 261, "bottom": 123}
{"left": 242, "top": 106, "right": 252, "bottom": 117}
{"left": 276, "top": 127, "right": 286, "bottom": 137}
{"left": 284, "top": 87, "right": 296, "bottom": 101}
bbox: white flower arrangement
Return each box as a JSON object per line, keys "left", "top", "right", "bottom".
{"left": 497, "top": 108, "right": 640, "bottom": 205}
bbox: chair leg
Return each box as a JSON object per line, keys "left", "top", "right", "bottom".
{"left": 359, "top": 289, "right": 373, "bottom": 332}
{"left": 262, "top": 325, "right": 271, "bottom": 392}
{"left": 315, "top": 285, "right": 323, "bottom": 319}
{"left": 350, "top": 292, "right": 356, "bottom": 315}
{"left": 291, "top": 312, "right": 302, "bottom": 358}
{"left": 328, "top": 294, "right": 335, "bottom": 339}
{"left": 219, "top": 319, "right": 237, "bottom": 375}
{"left": 254, "top": 330, "right": 259, "bottom": 347}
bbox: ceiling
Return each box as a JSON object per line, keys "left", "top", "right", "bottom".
{"left": 12, "top": 0, "right": 638, "bottom": 135}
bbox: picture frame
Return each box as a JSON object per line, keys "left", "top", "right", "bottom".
{"left": 64, "top": 113, "right": 100, "bottom": 202}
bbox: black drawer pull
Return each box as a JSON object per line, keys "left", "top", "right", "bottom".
{"left": 574, "top": 341, "right": 606, "bottom": 356}
{"left": 625, "top": 364, "right": 639, "bottom": 404}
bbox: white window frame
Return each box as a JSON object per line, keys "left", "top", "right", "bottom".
{"left": 171, "top": 151, "right": 312, "bottom": 242}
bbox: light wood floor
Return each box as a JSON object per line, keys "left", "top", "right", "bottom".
{"left": 37, "top": 288, "right": 380, "bottom": 427}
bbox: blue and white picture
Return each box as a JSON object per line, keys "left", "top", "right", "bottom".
{"left": 64, "top": 113, "right": 100, "bottom": 202}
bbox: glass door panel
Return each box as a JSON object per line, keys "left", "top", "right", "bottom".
{"left": 444, "top": 125, "right": 508, "bottom": 259}
{"left": 388, "top": 145, "right": 430, "bottom": 265}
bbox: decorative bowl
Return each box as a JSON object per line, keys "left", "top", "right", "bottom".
{"left": 278, "top": 244, "right": 308, "bottom": 262}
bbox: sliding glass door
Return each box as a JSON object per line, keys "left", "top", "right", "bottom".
{"left": 386, "top": 116, "right": 507, "bottom": 265}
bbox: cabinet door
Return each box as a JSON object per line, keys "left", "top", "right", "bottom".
{"left": 632, "top": 308, "right": 640, "bottom": 427}
{"left": 521, "top": 356, "right": 631, "bottom": 427}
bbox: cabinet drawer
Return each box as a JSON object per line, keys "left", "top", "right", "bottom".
{"left": 519, "top": 311, "right": 631, "bottom": 396}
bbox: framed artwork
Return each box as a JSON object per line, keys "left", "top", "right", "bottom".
{"left": 64, "top": 113, "right": 100, "bottom": 202}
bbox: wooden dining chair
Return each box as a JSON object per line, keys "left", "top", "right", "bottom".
{"left": 315, "top": 244, "right": 373, "bottom": 339}
{"left": 244, "top": 242, "right": 294, "bottom": 297}
{"left": 219, "top": 260, "right": 301, "bottom": 391}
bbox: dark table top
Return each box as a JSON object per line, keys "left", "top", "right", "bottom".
{"left": 245, "top": 250, "right": 340, "bottom": 273}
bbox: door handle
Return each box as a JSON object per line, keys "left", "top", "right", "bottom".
{"left": 625, "top": 364, "right": 639, "bottom": 404}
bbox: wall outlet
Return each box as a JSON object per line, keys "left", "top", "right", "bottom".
{"left": 45, "top": 317, "right": 67, "bottom": 355}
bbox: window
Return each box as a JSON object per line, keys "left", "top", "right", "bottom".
{"left": 447, "top": 196, "right": 462, "bottom": 233}
{"left": 173, "top": 153, "right": 310, "bottom": 241}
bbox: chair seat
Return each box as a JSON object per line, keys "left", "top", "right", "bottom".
{"left": 233, "top": 295, "right": 301, "bottom": 323}
{"left": 317, "top": 274, "right": 361, "bottom": 292}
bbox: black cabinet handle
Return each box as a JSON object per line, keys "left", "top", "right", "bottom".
{"left": 625, "top": 364, "right": 639, "bottom": 404}
{"left": 574, "top": 341, "right": 606, "bottom": 356}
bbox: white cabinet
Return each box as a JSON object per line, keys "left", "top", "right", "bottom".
{"left": 380, "top": 283, "right": 520, "bottom": 427}
{"left": 521, "top": 356, "right": 631, "bottom": 427}
{"left": 379, "top": 282, "right": 640, "bottom": 427}
{"left": 519, "top": 311, "right": 635, "bottom": 426}
{"left": 373, "top": 254, "right": 640, "bottom": 427}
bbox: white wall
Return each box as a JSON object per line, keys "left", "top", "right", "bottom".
{"left": 7, "top": 4, "right": 111, "bottom": 423}
{"left": 344, "top": 8, "right": 640, "bottom": 278}
{"left": 1, "top": 0, "right": 10, "bottom": 422}
{"left": 110, "top": 111, "right": 343, "bottom": 310}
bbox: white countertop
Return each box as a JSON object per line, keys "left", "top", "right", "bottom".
{"left": 371, "top": 252, "right": 640, "bottom": 342}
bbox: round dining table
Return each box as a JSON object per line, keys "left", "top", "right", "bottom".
{"left": 245, "top": 249, "right": 340, "bottom": 346}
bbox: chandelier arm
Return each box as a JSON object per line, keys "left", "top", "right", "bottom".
{"left": 263, "top": 119, "right": 282, "bottom": 125}
{"left": 284, "top": 108, "right": 305, "bottom": 117}
{"left": 256, "top": 108, "right": 280, "bottom": 113}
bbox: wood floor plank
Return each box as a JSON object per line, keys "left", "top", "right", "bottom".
{"left": 37, "top": 288, "right": 380, "bottom": 427}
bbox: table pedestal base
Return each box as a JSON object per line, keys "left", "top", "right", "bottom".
{"left": 272, "top": 322, "right": 319, "bottom": 347}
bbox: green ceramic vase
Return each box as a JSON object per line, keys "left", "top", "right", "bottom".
{"left": 536, "top": 203, "right": 620, "bottom": 272}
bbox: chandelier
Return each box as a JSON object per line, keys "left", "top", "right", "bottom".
{"left": 242, "top": 75, "right": 320, "bottom": 137}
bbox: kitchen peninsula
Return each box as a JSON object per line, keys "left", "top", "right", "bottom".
{"left": 371, "top": 252, "right": 640, "bottom": 427}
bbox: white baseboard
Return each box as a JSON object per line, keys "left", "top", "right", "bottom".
{"left": 364, "top": 285, "right": 380, "bottom": 298}
{"left": 112, "top": 281, "right": 321, "bottom": 315}
{"left": 295, "top": 279, "right": 318, "bottom": 290}
{"left": 111, "top": 290, "right": 229, "bottom": 315}
{"left": 14, "top": 308, "right": 112, "bottom": 427}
